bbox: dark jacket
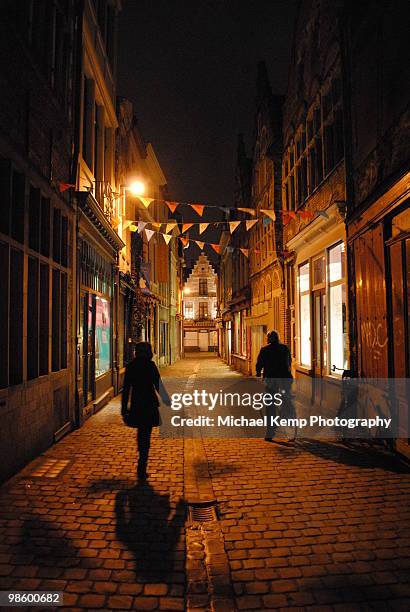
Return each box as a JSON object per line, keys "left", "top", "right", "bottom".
{"left": 121, "top": 356, "right": 161, "bottom": 427}
{"left": 256, "top": 342, "right": 292, "bottom": 379}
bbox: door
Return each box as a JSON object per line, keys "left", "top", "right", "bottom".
{"left": 198, "top": 331, "right": 208, "bottom": 351}
{"left": 312, "top": 290, "right": 327, "bottom": 376}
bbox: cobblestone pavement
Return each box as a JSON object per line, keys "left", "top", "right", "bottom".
{"left": 0, "top": 354, "right": 409, "bottom": 611}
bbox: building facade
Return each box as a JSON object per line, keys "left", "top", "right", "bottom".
{"left": 247, "top": 64, "right": 284, "bottom": 375}
{"left": 283, "top": 1, "right": 348, "bottom": 380}
{"left": 342, "top": 2, "right": 410, "bottom": 454}
{"left": 183, "top": 253, "right": 218, "bottom": 352}
{"left": 218, "top": 136, "right": 252, "bottom": 374}
{"left": 0, "top": 1, "right": 77, "bottom": 481}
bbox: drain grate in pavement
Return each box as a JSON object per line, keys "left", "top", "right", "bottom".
{"left": 29, "top": 458, "right": 72, "bottom": 478}
{"left": 188, "top": 502, "right": 218, "bottom": 523}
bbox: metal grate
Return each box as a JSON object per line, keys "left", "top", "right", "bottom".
{"left": 188, "top": 502, "right": 218, "bottom": 523}
{"left": 29, "top": 458, "right": 71, "bottom": 478}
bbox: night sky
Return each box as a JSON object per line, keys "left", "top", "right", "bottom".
{"left": 118, "top": 0, "right": 297, "bottom": 265}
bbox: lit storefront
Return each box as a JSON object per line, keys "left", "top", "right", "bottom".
{"left": 288, "top": 205, "right": 348, "bottom": 378}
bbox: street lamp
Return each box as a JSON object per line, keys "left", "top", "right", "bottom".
{"left": 127, "top": 180, "right": 146, "bottom": 196}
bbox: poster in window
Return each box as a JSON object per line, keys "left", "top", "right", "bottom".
{"left": 95, "top": 297, "right": 111, "bottom": 377}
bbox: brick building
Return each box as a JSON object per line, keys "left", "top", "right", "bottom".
{"left": 0, "top": 1, "right": 77, "bottom": 481}
{"left": 342, "top": 1, "right": 410, "bottom": 454}
{"left": 247, "top": 63, "right": 284, "bottom": 375}
{"left": 282, "top": 0, "right": 348, "bottom": 380}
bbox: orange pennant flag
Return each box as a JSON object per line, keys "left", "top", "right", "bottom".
{"left": 59, "top": 182, "right": 75, "bottom": 193}
{"left": 199, "top": 223, "right": 209, "bottom": 234}
{"left": 260, "top": 209, "right": 276, "bottom": 222}
{"left": 190, "top": 204, "right": 205, "bottom": 216}
{"left": 288, "top": 211, "right": 297, "bottom": 220}
{"left": 229, "top": 221, "right": 241, "bottom": 234}
{"left": 195, "top": 240, "right": 204, "bottom": 250}
{"left": 151, "top": 222, "right": 162, "bottom": 229}
{"left": 240, "top": 248, "right": 249, "bottom": 258}
{"left": 179, "top": 237, "right": 189, "bottom": 248}
{"left": 182, "top": 223, "right": 194, "bottom": 234}
{"left": 166, "top": 201, "right": 179, "bottom": 213}
{"left": 246, "top": 219, "right": 258, "bottom": 231}
{"left": 210, "top": 244, "right": 220, "bottom": 254}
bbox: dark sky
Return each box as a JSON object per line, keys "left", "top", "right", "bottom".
{"left": 117, "top": 0, "right": 297, "bottom": 265}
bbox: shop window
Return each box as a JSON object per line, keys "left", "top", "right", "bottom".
{"left": 9, "top": 249, "right": 24, "bottom": 386}
{"left": 0, "top": 241, "right": 9, "bottom": 388}
{"left": 95, "top": 296, "right": 111, "bottom": 377}
{"left": 39, "top": 264, "right": 49, "bottom": 375}
{"left": 27, "top": 257, "right": 39, "bottom": 380}
{"left": 328, "top": 243, "right": 347, "bottom": 373}
{"left": 313, "top": 255, "right": 326, "bottom": 287}
{"left": 52, "top": 270, "right": 67, "bottom": 372}
{"left": 234, "top": 312, "right": 241, "bottom": 354}
{"left": 299, "top": 262, "right": 311, "bottom": 367}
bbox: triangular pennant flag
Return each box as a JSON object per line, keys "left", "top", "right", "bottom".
{"left": 129, "top": 224, "right": 138, "bottom": 232}
{"left": 59, "top": 182, "right": 75, "bottom": 193}
{"left": 166, "top": 201, "right": 179, "bottom": 213}
{"left": 240, "top": 248, "right": 249, "bottom": 258}
{"left": 123, "top": 220, "right": 132, "bottom": 231}
{"left": 282, "top": 213, "right": 291, "bottom": 226}
{"left": 182, "top": 223, "right": 194, "bottom": 234}
{"left": 317, "top": 210, "right": 330, "bottom": 219}
{"left": 210, "top": 244, "right": 220, "bottom": 254}
{"left": 190, "top": 204, "right": 205, "bottom": 216}
{"left": 137, "top": 221, "right": 147, "bottom": 232}
{"left": 237, "top": 208, "right": 256, "bottom": 216}
{"left": 162, "top": 233, "right": 172, "bottom": 245}
{"left": 229, "top": 221, "right": 241, "bottom": 234}
{"left": 260, "top": 209, "right": 276, "bottom": 222}
{"left": 145, "top": 228, "right": 154, "bottom": 242}
{"left": 179, "top": 237, "right": 189, "bottom": 248}
{"left": 246, "top": 219, "right": 258, "bottom": 231}
{"left": 138, "top": 196, "right": 155, "bottom": 208}
{"left": 195, "top": 240, "right": 204, "bottom": 250}
{"left": 226, "top": 246, "right": 234, "bottom": 253}
{"left": 166, "top": 222, "right": 177, "bottom": 234}
{"left": 288, "top": 211, "right": 297, "bottom": 220}
{"left": 151, "top": 222, "right": 162, "bottom": 229}
{"left": 199, "top": 223, "right": 209, "bottom": 235}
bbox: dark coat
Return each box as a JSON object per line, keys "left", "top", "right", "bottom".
{"left": 256, "top": 342, "right": 292, "bottom": 379}
{"left": 121, "top": 356, "right": 161, "bottom": 428}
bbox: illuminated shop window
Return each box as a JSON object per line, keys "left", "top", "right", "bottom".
{"left": 184, "top": 302, "right": 193, "bottom": 318}
{"left": 95, "top": 297, "right": 111, "bottom": 377}
{"left": 328, "top": 243, "right": 347, "bottom": 372}
{"left": 299, "top": 262, "right": 311, "bottom": 367}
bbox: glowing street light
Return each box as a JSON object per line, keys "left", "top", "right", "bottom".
{"left": 128, "top": 180, "right": 145, "bottom": 196}
{"left": 184, "top": 287, "right": 191, "bottom": 295}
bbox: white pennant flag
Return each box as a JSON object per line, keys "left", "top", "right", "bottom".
{"left": 166, "top": 222, "right": 177, "bottom": 234}
{"left": 145, "top": 228, "right": 154, "bottom": 242}
{"left": 199, "top": 223, "right": 209, "bottom": 235}
{"left": 229, "top": 221, "right": 241, "bottom": 234}
{"left": 138, "top": 196, "right": 155, "bottom": 208}
{"left": 260, "top": 209, "right": 276, "bottom": 222}
{"left": 137, "top": 221, "right": 147, "bottom": 233}
{"left": 162, "top": 233, "right": 172, "bottom": 244}
{"left": 195, "top": 240, "right": 204, "bottom": 250}
{"left": 246, "top": 219, "right": 258, "bottom": 231}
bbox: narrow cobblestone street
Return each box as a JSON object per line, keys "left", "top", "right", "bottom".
{"left": 1, "top": 355, "right": 410, "bottom": 611}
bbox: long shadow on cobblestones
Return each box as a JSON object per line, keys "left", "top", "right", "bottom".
{"left": 91, "top": 480, "right": 185, "bottom": 583}
{"left": 292, "top": 439, "right": 410, "bottom": 473}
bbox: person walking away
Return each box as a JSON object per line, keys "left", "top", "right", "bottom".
{"left": 121, "top": 342, "right": 170, "bottom": 480}
{"left": 256, "top": 330, "right": 293, "bottom": 441}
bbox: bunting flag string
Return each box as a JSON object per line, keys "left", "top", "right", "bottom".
{"left": 127, "top": 208, "right": 333, "bottom": 231}
{"left": 162, "top": 233, "right": 172, "bottom": 245}
{"left": 166, "top": 201, "right": 179, "bottom": 213}
{"left": 237, "top": 208, "right": 256, "bottom": 216}
{"left": 138, "top": 196, "right": 155, "bottom": 208}
{"left": 190, "top": 204, "right": 205, "bottom": 216}
{"left": 145, "top": 228, "right": 154, "bottom": 242}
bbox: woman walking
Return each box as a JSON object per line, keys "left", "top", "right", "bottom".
{"left": 121, "top": 342, "right": 170, "bottom": 480}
